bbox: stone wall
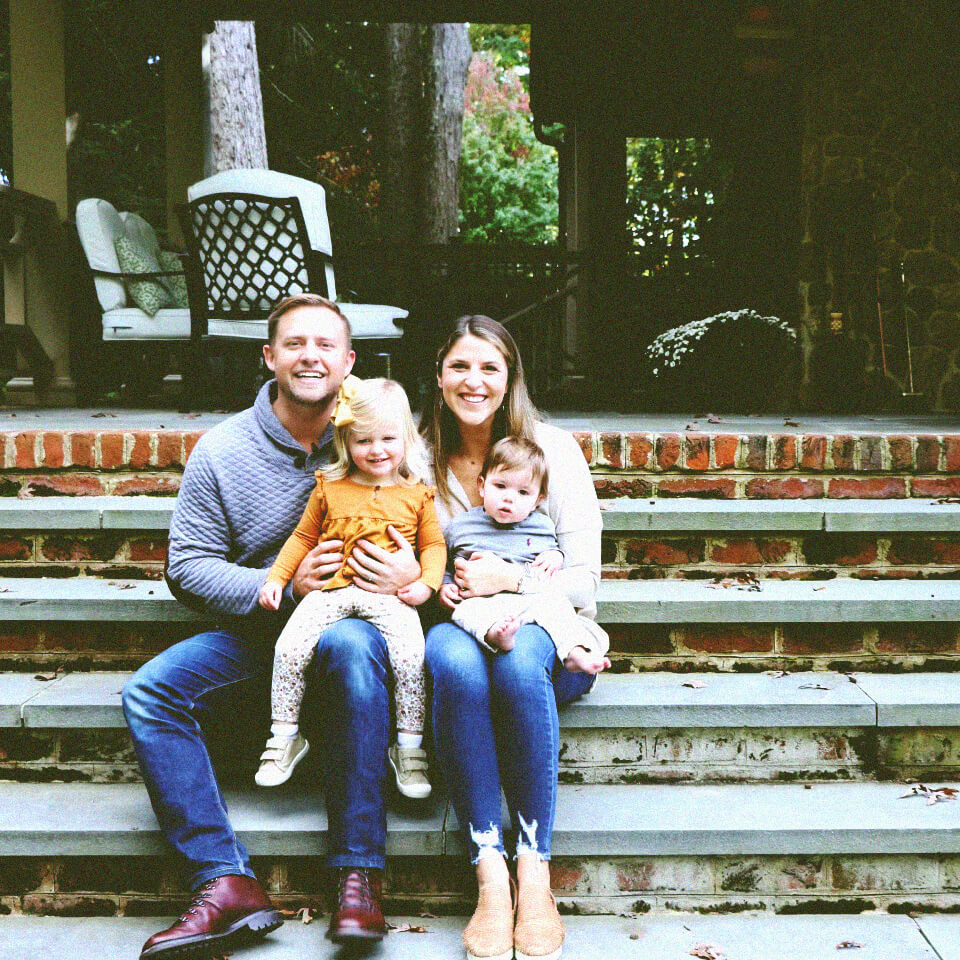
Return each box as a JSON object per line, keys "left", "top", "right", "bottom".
{"left": 798, "top": 1, "right": 960, "bottom": 411}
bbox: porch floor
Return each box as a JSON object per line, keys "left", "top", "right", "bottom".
{"left": 1, "top": 407, "right": 959, "bottom": 435}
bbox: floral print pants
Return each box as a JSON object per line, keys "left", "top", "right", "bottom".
{"left": 271, "top": 585, "right": 426, "bottom": 733}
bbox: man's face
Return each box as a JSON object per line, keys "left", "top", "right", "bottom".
{"left": 263, "top": 305, "right": 355, "bottom": 409}
{"left": 478, "top": 465, "right": 543, "bottom": 525}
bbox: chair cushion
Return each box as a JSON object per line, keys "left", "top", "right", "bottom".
{"left": 114, "top": 235, "right": 175, "bottom": 316}
{"left": 187, "top": 169, "right": 333, "bottom": 257}
{"left": 75, "top": 198, "right": 127, "bottom": 312}
{"left": 118, "top": 212, "right": 162, "bottom": 260}
{"left": 158, "top": 250, "right": 188, "bottom": 307}
{"left": 101, "top": 307, "right": 191, "bottom": 340}
{"left": 339, "top": 303, "right": 407, "bottom": 339}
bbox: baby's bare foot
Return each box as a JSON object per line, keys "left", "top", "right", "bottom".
{"left": 485, "top": 615, "right": 522, "bottom": 651}
{"left": 564, "top": 646, "right": 611, "bottom": 674}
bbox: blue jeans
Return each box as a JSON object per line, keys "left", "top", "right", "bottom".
{"left": 123, "top": 619, "right": 390, "bottom": 890}
{"left": 425, "top": 621, "right": 594, "bottom": 864}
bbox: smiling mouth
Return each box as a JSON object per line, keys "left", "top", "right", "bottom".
{"left": 294, "top": 372, "right": 325, "bottom": 381}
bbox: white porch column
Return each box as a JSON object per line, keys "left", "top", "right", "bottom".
{"left": 6, "top": 0, "right": 70, "bottom": 392}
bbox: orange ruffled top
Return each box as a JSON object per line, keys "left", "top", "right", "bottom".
{"left": 266, "top": 472, "right": 447, "bottom": 593}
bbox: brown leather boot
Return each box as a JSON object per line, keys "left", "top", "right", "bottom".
{"left": 139, "top": 874, "right": 282, "bottom": 959}
{"left": 326, "top": 867, "right": 388, "bottom": 943}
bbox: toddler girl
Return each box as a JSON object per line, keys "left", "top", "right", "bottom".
{"left": 257, "top": 377, "right": 446, "bottom": 799}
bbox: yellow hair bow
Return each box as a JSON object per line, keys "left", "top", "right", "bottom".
{"left": 332, "top": 374, "right": 363, "bottom": 428}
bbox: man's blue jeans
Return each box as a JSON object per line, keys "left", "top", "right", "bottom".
{"left": 123, "top": 619, "right": 390, "bottom": 890}
{"left": 425, "top": 621, "right": 594, "bottom": 864}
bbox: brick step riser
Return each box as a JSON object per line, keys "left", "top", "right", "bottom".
{"left": 3, "top": 429, "right": 959, "bottom": 499}
{"left": 4, "top": 853, "right": 960, "bottom": 917}
{"left": 6, "top": 532, "right": 960, "bottom": 581}
{"left": 3, "top": 472, "right": 960, "bottom": 501}
{"left": 3, "top": 622, "right": 960, "bottom": 672}
{"left": 2, "top": 726, "right": 956, "bottom": 786}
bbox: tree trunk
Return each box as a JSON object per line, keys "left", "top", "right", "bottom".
{"left": 382, "top": 23, "right": 422, "bottom": 248}
{"left": 204, "top": 21, "right": 268, "bottom": 175}
{"left": 420, "top": 23, "right": 472, "bottom": 242}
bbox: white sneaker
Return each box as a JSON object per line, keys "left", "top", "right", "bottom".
{"left": 255, "top": 733, "right": 309, "bottom": 787}
{"left": 388, "top": 743, "right": 432, "bottom": 799}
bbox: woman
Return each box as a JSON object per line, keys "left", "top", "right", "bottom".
{"left": 422, "top": 316, "right": 608, "bottom": 960}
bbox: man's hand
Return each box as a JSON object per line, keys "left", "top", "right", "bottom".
{"left": 348, "top": 526, "right": 421, "bottom": 594}
{"left": 454, "top": 552, "right": 520, "bottom": 599}
{"left": 530, "top": 549, "right": 564, "bottom": 578}
{"left": 291, "top": 539, "right": 344, "bottom": 600}
{"left": 398, "top": 580, "right": 433, "bottom": 607}
{"left": 259, "top": 580, "right": 283, "bottom": 611}
{"left": 438, "top": 582, "right": 462, "bottom": 610}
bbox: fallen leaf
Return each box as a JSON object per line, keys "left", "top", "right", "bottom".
{"left": 419, "top": 911, "right": 439, "bottom": 919}
{"left": 107, "top": 581, "right": 136, "bottom": 589}
{"left": 34, "top": 666, "right": 65, "bottom": 682}
{"left": 90, "top": 411, "right": 117, "bottom": 418}
{"left": 935, "top": 497, "right": 960, "bottom": 504}
{"left": 183, "top": 411, "right": 202, "bottom": 419}
{"left": 766, "top": 669, "right": 790, "bottom": 678}
{"left": 682, "top": 679, "right": 707, "bottom": 689}
{"left": 387, "top": 922, "right": 428, "bottom": 933}
{"left": 706, "top": 413, "right": 723, "bottom": 423}
{"left": 814, "top": 586, "right": 826, "bottom": 591}
{"left": 799, "top": 682, "right": 832, "bottom": 690}
{"left": 899, "top": 783, "right": 959, "bottom": 804}
{"left": 783, "top": 417, "right": 801, "bottom": 426}
{"left": 619, "top": 911, "right": 637, "bottom": 918}
{"left": 690, "top": 944, "right": 727, "bottom": 960}
{"left": 837, "top": 941, "right": 864, "bottom": 949}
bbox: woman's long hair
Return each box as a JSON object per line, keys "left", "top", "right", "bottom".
{"left": 324, "top": 378, "right": 429, "bottom": 485}
{"left": 420, "top": 315, "right": 539, "bottom": 506}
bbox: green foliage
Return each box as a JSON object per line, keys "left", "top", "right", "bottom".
{"left": 626, "top": 137, "right": 729, "bottom": 274}
{"left": 467, "top": 24, "right": 530, "bottom": 75}
{"left": 459, "top": 51, "right": 558, "bottom": 244}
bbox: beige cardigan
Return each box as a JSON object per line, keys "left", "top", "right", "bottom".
{"left": 433, "top": 421, "right": 606, "bottom": 650}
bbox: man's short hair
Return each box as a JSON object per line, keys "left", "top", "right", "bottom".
{"left": 481, "top": 437, "right": 549, "bottom": 498}
{"left": 266, "top": 293, "right": 352, "bottom": 346}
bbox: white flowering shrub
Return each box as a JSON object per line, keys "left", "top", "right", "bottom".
{"left": 644, "top": 309, "right": 799, "bottom": 410}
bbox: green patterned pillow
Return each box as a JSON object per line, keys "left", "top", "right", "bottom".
{"left": 158, "top": 250, "right": 189, "bottom": 308}
{"left": 114, "top": 234, "right": 174, "bottom": 316}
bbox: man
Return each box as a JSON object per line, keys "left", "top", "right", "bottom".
{"left": 124, "top": 294, "right": 420, "bottom": 959}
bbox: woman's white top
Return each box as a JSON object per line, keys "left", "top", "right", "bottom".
{"left": 432, "top": 420, "right": 603, "bottom": 624}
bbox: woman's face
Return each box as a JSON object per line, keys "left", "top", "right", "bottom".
{"left": 438, "top": 333, "right": 510, "bottom": 431}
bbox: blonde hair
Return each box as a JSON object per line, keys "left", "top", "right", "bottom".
{"left": 323, "top": 378, "right": 428, "bottom": 485}
{"left": 482, "top": 437, "right": 549, "bottom": 498}
{"left": 419, "top": 315, "right": 540, "bottom": 506}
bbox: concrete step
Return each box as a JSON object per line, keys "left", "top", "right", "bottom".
{"left": 2, "top": 780, "right": 959, "bottom": 858}
{"left": 5, "top": 495, "right": 960, "bottom": 532}
{"left": 0, "top": 914, "right": 953, "bottom": 960}
{"left": 4, "top": 781, "right": 960, "bottom": 914}
{"left": 3, "top": 576, "right": 959, "bottom": 624}
{"left": 3, "top": 671, "right": 959, "bottom": 784}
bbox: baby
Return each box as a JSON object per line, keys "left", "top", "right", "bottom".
{"left": 440, "top": 437, "right": 610, "bottom": 673}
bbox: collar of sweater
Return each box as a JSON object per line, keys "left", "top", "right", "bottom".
{"left": 254, "top": 379, "right": 334, "bottom": 459}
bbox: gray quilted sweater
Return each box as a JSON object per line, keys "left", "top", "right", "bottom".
{"left": 166, "top": 380, "right": 333, "bottom": 641}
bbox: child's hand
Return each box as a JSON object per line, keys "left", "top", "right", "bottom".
{"left": 438, "top": 582, "right": 462, "bottom": 610}
{"left": 563, "top": 645, "right": 611, "bottom": 675}
{"left": 259, "top": 581, "right": 283, "bottom": 611}
{"left": 398, "top": 580, "right": 433, "bottom": 607}
{"left": 531, "top": 549, "right": 564, "bottom": 578}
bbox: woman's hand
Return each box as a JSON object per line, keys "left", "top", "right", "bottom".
{"left": 454, "top": 552, "right": 520, "bottom": 599}
{"left": 348, "top": 526, "right": 421, "bottom": 594}
{"left": 438, "top": 582, "right": 462, "bottom": 610}
{"left": 291, "top": 539, "right": 344, "bottom": 600}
